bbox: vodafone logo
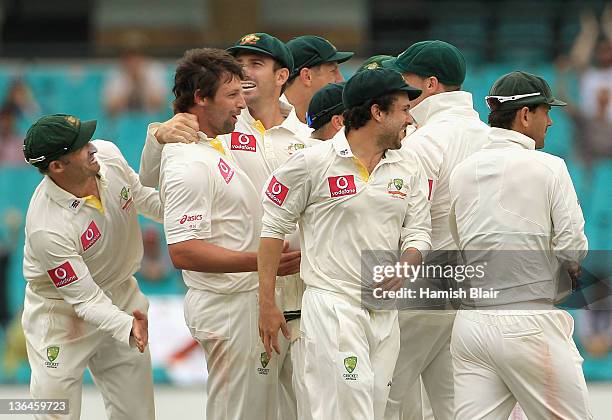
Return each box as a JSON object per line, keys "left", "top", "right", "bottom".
{"left": 328, "top": 175, "right": 357, "bottom": 198}
{"left": 265, "top": 176, "right": 289, "bottom": 206}
{"left": 180, "top": 214, "right": 203, "bottom": 224}
{"left": 47, "top": 261, "right": 79, "bottom": 288}
{"left": 218, "top": 158, "right": 235, "bottom": 184}
{"left": 230, "top": 132, "right": 256, "bottom": 152}
{"left": 80, "top": 221, "right": 101, "bottom": 251}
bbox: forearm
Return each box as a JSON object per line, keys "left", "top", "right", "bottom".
{"left": 169, "top": 240, "right": 258, "bottom": 273}
{"left": 258, "top": 237, "right": 284, "bottom": 307}
{"left": 400, "top": 247, "right": 423, "bottom": 266}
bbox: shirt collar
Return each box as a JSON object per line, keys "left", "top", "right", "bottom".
{"left": 486, "top": 127, "right": 536, "bottom": 150}
{"left": 331, "top": 129, "right": 403, "bottom": 163}
{"left": 240, "top": 100, "right": 303, "bottom": 136}
{"left": 44, "top": 160, "right": 108, "bottom": 214}
{"left": 409, "top": 91, "right": 478, "bottom": 126}
{"left": 197, "top": 131, "right": 217, "bottom": 143}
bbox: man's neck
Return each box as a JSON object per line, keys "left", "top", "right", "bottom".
{"left": 249, "top": 96, "right": 285, "bottom": 129}
{"left": 346, "top": 128, "right": 385, "bottom": 173}
{"left": 284, "top": 86, "right": 308, "bottom": 124}
{"left": 51, "top": 173, "right": 99, "bottom": 199}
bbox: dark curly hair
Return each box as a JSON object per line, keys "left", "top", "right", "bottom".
{"left": 173, "top": 48, "right": 244, "bottom": 114}
{"left": 343, "top": 93, "right": 398, "bottom": 133}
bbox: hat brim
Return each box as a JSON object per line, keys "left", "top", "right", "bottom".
{"left": 548, "top": 98, "right": 567, "bottom": 107}
{"left": 325, "top": 51, "right": 354, "bottom": 64}
{"left": 227, "top": 45, "right": 290, "bottom": 69}
{"left": 399, "top": 86, "right": 422, "bottom": 100}
{"left": 70, "top": 119, "right": 97, "bottom": 153}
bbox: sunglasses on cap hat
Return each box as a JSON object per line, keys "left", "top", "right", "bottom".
{"left": 485, "top": 92, "right": 541, "bottom": 110}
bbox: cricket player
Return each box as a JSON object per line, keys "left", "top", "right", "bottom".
{"left": 284, "top": 35, "right": 353, "bottom": 124}
{"left": 306, "top": 81, "right": 345, "bottom": 141}
{"left": 258, "top": 68, "right": 432, "bottom": 420}
{"left": 22, "top": 114, "right": 162, "bottom": 420}
{"left": 382, "top": 40, "right": 491, "bottom": 420}
{"left": 448, "top": 71, "right": 592, "bottom": 420}
{"left": 154, "top": 48, "right": 300, "bottom": 420}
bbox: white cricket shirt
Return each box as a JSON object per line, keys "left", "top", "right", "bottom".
{"left": 23, "top": 140, "right": 163, "bottom": 346}
{"left": 261, "top": 129, "right": 432, "bottom": 303}
{"left": 159, "top": 133, "right": 262, "bottom": 294}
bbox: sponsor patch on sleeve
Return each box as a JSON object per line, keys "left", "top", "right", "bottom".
{"left": 47, "top": 261, "right": 79, "bottom": 288}
{"left": 218, "top": 158, "right": 235, "bottom": 184}
{"left": 230, "top": 132, "right": 257, "bottom": 152}
{"left": 328, "top": 175, "right": 357, "bottom": 198}
{"left": 265, "top": 176, "right": 289, "bottom": 206}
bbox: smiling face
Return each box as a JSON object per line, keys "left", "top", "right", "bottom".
{"left": 200, "top": 73, "right": 246, "bottom": 137}
{"left": 51, "top": 142, "right": 100, "bottom": 179}
{"left": 236, "top": 52, "right": 286, "bottom": 106}
{"left": 377, "top": 93, "right": 412, "bottom": 150}
{"left": 308, "top": 61, "right": 344, "bottom": 91}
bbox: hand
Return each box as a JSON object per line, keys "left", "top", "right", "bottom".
{"left": 154, "top": 113, "right": 199, "bottom": 144}
{"left": 567, "top": 262, "right": 582, "bottom": 289}
{"left": 277, "top": 241, "right": 301, "bottom": 276}
{"left": 259, "top": 302, "right": 290, "bottom": 359}
{"left": 131, "top": 309, "right": 149, "bottom": 353}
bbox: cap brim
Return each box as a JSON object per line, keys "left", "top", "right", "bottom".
{"left": 325, "top": 51, "right": 354, "bottom": 64}
{"left": 71, "top": 119, "right": 97, "bottom": 152}
{"left": 549, "top": 98, "right": 567, "bottom": 107}
{"left": 399, "top": 85, "right": 422, "bottom": 100}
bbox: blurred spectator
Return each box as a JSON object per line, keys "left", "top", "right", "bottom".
{"left": 136, "top": 226, "right": 182, "bottom": 295}
{"left": 568, "top": 6, "right": 612, "bottom": 121}
{"left": 556, "top": 62, "right": 612, "bottom": 166}
{"left": 103, "top": 32, "right": 167, "bottom": 116}
{"left": 577, "top": 281, "right": 612, "bottom": 359}
{"left": 1, "top": 79, "right": 40, "bottom": 118}
{"left": 0, "top": 208, "right": 23, "bottom": 328}
{"left": 0, "top": 105, "right": 25, "bottom": 165}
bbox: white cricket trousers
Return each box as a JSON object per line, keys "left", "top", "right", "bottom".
{"left": 301, "top": 287, "right": 400, "bottom": 420}
{"left": 451, "top": 309, "right": 593, "bottom": 420}
{"left": 385, "top": 310, "right": 455, "bottom": 420}
{"left": 22, "top": 277, "right": 154, "bottom": 420}
{"left": 184, "top": 288, "right": 278, "bottom": 420}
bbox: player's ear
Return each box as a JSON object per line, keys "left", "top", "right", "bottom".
{"left": 275, "top": 67, "right": 290, "bottom": 87}
{"left": 299, "top": 68, "right": 311, "bottom": 86}
{"left": 48, "top": 160, "right": 64, "bottom": 174}
{"left": 331, "top": 114, "right": 344, "bottom": 130}
{"left": 193, "top": 89, "right": 208, "bottom": 107}
{"left": 371, "top": 103, "right": 384, "bottom": 123}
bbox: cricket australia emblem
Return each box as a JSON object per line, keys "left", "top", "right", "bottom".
{"left": 343, "top": 356, "right": 358, "bottom": 380}
{"left": 45, "top": 346, "right": 60, "bottom": 368}
{"left": 258, "top": 352, "right": 270, "bottom": 375}
{"left": 387, "top": 178, "right": 407, "bottom": 199}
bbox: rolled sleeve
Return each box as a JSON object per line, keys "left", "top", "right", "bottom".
{"left": 29, "top": 230, "right": 134, "bottom": 346}
{"left": 261, "top": 152, "right": 311, "bottom": 240}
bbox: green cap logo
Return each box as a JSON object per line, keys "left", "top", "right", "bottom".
{"left": 47, "top": 346, "right": 60, "bottom": 362}
{"left": 393, "top": 178, "right": 404, "bottom": 190}
{"left": 260, "top": 352, "right": 270, "bottom": 368}
{"left": 344, "top": 356, "right": 357, "bottom": 373}
{"left": 240, "top": 34, "right": 260, "bottom": 45}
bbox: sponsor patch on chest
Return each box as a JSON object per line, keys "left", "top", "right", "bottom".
{"left": 81, "top": 220, "right": 102, "bottom": 251}
{"left": 230, "top": 132, "right": 257, "bottom": 152}
{"left": 218, "top": 158, "right": 235, "bottom": 184}
{"left": 328, "top": 175, "right": 357, "bottom": 198}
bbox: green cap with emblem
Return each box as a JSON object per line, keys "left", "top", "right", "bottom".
{"left": 486, "top": 71, "right": 567, "bottom": 111}
{"left": 307, "top": 82, "right": 346, "bottom": 130}
{"left": 356, "top": 55, "right": 395, "bottom": 73}
{"left": 383, "top": 40, "right": 466, "bottom": 86}
{"left": 23, "top": 114, "right": 97, "bottom": 169}
{"left": 227, "top": 32, "right": 294, "bottom": 73}
{"left": 343, "top": 68, "right": 422, "bottom": 109}
{"left": 286, "top": 35, "right": 354, "bottom": 78}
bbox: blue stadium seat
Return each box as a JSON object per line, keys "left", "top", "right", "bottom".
{"left": 585, "top": 160, "right": 612, "bottom": 251}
